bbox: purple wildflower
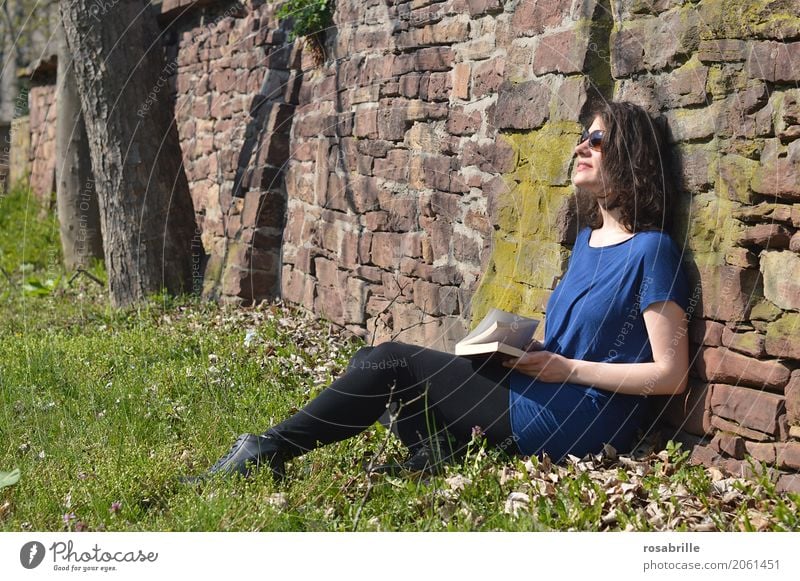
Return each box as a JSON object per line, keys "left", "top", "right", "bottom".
{"left": 471, "top": 425, "right": 484, "bottom": 440}
{"left": 109, "top": 501, "right": 122, "bottom": 514}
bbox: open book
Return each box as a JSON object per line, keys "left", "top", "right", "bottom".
{"left": 454, "top": 308, "right": 540, "bottom": 357}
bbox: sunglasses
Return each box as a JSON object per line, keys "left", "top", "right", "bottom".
{"left": 578, "top": 129, "right": 605, "bottom": 151}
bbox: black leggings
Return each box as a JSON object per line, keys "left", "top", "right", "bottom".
{"left": 266, "top": 341, "right": 518, "bottom": 460}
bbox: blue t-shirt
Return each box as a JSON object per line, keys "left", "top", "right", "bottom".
{"left": 508, "top": 226, "right": 690, "bottom": 458}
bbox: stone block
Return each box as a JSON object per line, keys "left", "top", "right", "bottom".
{"left": 711, "top": 432, "right": 745, "bottom": 459}
{"left": 721, "top": 327, "right": 766, "bottom": 358}
{"left": 752, "top": 156, "right": 800, "bottom": 202}
{"left": 710, "top": 415, "right": 773, "bottom": 441}
{"left": 663, "top": 378, "right": 712, "bottom": 436}
{"left": 695, "top": 264, "right": 761, "bottom": 322}
{"left": 371, "top": 232, "right": 404, "bottom": 268}
{"left": 784, "top": 371, "right": 800, "bottom": 426}
{"left": 472, "top": 58, "right": 505, "bottom": 99}
{"left": 759, "top": 251, "right": 800, "bottom": 311}
{"left": 222, "top": 266, "right": 278, "bottom": 301}
{"left": 353, "top": 104, "right": 378, "bottom": 138}
{"left": 377, "top": 99, "right": 409, "bottom": 141}
{"left": 611, "top": 10, "right": 699, "bottom": 78}
{"left": 744, "top": 441, "right": 776, "bottom": 464}
{"left": 736, "top": 224, "right": 793, "bottom": 249}
{"left": 765, "top": 312, "right": 800, "bottom": 360}
{"left": 698, "top": 39, "right": 747, "bottom": 62}
{"left": 689, "top": 443, "right": 721, "bottom": 467}
{"left": 373, "top": 149, "right": 410, "bottom": 182}
{"left": 724, "top": 247, "right": 758, "bottom": 269}
{"left": 492, "top": 80, "right": 550, "bottom": 130}
{"left": 415, "top": 47, "right": 454, "bottom": 72}
{"left": 696, "top": 346, "right": 791, "bottom": 392}
{"left": 242, "top": 191, "right": 285, "bottom": 229}
{"left": 747, "top": 41, "right": 800, "bottom": 83}
{"left": 352, "top": 176, "right": 381, "bottom": 212}
{"left": 447, "top": 107, "right": 482, "bottom": 136}
{"left": 689, "top": 319, "right": 725, "bottom": 346}
{"left": 776, "top": 473, "right": 800, "bottom": 494}
{"left": 452, "top": 62, "right": 470, "bottom": 100}
{"left": 466, "top": 0, "right": 503, "bottom": 17}
{"left": 510, "top": 0, "right": 577, "bottom": 37}
{"left": 532, "top": 27, "right": 590, "bottom": 75}
{"left": 710, "top": 382, "right": 786, "bottom": 435}
{"left": 315, "top": 284, "right": 345, "bottom": 325}
{"left": 775, "top": 442, "right": 800, "bottom": 471}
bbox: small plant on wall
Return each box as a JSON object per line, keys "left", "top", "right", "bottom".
{"left": 276, "top": 0, "right": 333, "bottom": 63}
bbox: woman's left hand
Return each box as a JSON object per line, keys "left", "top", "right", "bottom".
{"left": 501, "top": 350, "right": 577, "bottom": 383}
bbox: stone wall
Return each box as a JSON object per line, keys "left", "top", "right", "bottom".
{"left": 165, "top": 0, "right": 300, "bottom": 303}
{"left": 16, "top": 0, "right": 800, "bottom": 487}
{"left": 28, "top": 82, "right": 57, "bottom": 206}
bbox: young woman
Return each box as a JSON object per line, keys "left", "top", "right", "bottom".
{"left": 187, "top": 100, "right": 691, "bottom": 482}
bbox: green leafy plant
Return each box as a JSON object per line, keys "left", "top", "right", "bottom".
{"left": 276, "top": 0, "right": 333, "bottom": 41}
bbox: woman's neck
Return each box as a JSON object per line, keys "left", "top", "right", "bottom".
{"left": 596, "top": 202, "right": 630, "bottom": 234}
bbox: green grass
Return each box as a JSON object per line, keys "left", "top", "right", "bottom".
{"left": 0, "top": 185, "right": 798, "bottom": 531}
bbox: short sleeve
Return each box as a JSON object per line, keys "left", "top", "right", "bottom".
{"left": 638, "top": 233, "right": 690, "bottom": 313}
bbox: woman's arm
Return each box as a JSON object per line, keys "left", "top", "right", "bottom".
{"left": 502, "top": 300, "right": 689, "bottom": 396}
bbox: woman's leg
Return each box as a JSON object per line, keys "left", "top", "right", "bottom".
{"left": 265, "top": 341, "right": 517, "bottom": 459}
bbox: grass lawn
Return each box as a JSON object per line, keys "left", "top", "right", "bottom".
{"left": 1, "top": 186, "right": 798, "bottom": 531}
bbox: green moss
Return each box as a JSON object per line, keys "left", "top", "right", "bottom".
{"left": 750, "top": 299, "right": 783, "bottom": 322}
{"left": 684, "top": 192, "right": 743, "bottom": 256}
{"left": 470, "top": 121, "right": 582, "bottom": 326}
{"left": 766, "top": 311, "right": 800, "bottom": 351}
{"left": 698, "top": 0, "right": 800, "bottom": 40}
{"left": 716, "top": 154, "right": 759, "bottom": 204}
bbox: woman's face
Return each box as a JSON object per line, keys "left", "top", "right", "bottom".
{"left": 572, "top": 116, "right": 609, "bottom": 199}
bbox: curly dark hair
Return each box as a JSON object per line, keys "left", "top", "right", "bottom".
{"left": 575, "top": 100, "right": 677, "bottom": 233}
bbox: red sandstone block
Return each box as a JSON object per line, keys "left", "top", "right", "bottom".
{"left": 424, "top": 72, "right": 451, "bottom": 102}
{"left": 472, "top": 58, "right": 504, "bottom": 98}
{"left": 710, "top": 383, "right": 786, "bottom": 435}
{"left": 694, "top": 264, "right": 762, "bottom": 322}
{"left": 533, "top": 28, "right": 588, "bottom": 75}
{"left": 752, "top": 156, "right": 800, "bottom": 202}
{"left": 747, "top": 41, "right": 800, "bottom": 83}
{"left": 371, "top": 232, "right": 404, "bottom": 268}
{"left": 696, "top": 346, "right": 791, "bottom": 391}
{"left": 744, "top": 441, "right": 776, "bottom": 464}
{"left": 711, "top": 415, "right": 772, "bottom": 441}
{"left": 776, "top": 472, "right": 800, "bottom": 493}
{"left": 400, "top": 73, "right": 421, "bottom": 98}
{"left": 377, "top": 100, "right": 409, "bottom": 141}
{"left": 689, "top": 443, "right": 721, "bottom": 467}
{"left": 775, "top": 442, "right": 800, "bottom": 471}
{"left": 689, "top": 319, "right": 725, "bottom": 346}
{"left": 452, "top": 63, "right": 470, "bottom": 100}
{"left": 510, "top": 0, "right": 570, "bottom": 37}
{"left": 736, "top": 223, "right": 793, "bottom": 249}
{"left": 721, "top": 327, "right": 766, "bottom": 358}
{"left": 787, "top": 371, "right": 800, "bottom": 424}
{"left": 351, "top": 176, "right": 381, "bottom": 212}
{"left": 414, "top": 47, "right": 454, "bottom": 72}
{"left": 711, "top": 432, "right": 745, "bottom": 459}
{"left": 492, "top": 80, "right": 550, "bottom": 130}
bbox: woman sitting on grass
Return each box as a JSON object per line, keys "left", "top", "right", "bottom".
{"left": 186, "top": 99, "right": 691, "bottom": 482}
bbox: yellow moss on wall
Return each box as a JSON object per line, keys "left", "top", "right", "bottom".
{"left": 469, "top": 123, "right": 579, "bottom": 328}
